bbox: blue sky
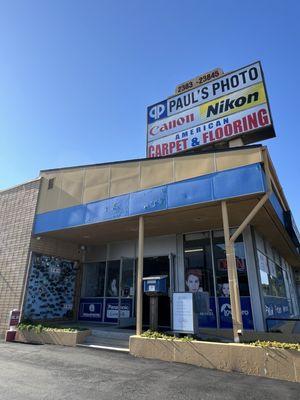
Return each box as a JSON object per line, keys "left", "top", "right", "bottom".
{"left": 0, "top": 1, "right": 299, "bottom": 223}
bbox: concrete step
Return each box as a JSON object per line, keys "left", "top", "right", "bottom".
{"left": 90, "top": 328, "right": 133, "bottom": 341}
{"left": 77, "top": 335, "right": 130, "bottom": 353}
{"left": 77, "top": 343, "right": 129, "bottom": 353}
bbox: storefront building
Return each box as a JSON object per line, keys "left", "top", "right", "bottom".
{"left": 0, "top": 145, "right": 298, "bottom": 339}
{"left": 0, "top": 63, "right": 300, "bottom": 339}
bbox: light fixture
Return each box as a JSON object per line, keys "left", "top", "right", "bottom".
{"left": 184, "top": 248, "right": 204, "bottom": 253}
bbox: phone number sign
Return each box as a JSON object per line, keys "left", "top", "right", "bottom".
{"left": 175, "top": 68, "right": 223, "bottom": 95}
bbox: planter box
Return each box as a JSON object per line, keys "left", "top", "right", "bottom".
{"left": 16, "top": 329, "right": 91, "bottom": 347}
{"left": 129, "top": 336, "right": 300, "bottom": 383}
{"left": 198, "top": 328, "right": 300, "bottom": 344}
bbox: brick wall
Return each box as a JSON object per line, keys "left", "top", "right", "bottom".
{"left": 0, "top": 179, "right": 40, "bottom": 336}
{"left": 30, "top": 236, "right": 79, "bottom": 261}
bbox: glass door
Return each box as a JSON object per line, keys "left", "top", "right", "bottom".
{"left": 78, "top": 262, "right": 106, "bottom": 322}
{"left": 118, "top": 257, "right": 136, "bottom": 327}
{"left": 104, "top": 260, "right": 120, "bottom": 323}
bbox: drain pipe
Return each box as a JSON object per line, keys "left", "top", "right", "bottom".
{"left": 221, "top": 149, "right": 272, "bottom": 343}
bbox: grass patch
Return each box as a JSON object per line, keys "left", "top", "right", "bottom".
{"left": 18, "top": 322, "right": 89, "bottom": 333}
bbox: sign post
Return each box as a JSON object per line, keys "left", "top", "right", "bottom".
{"left": 5, "top": 309, "right": 21, "bottom": 342}
{"left": 172, "top": 292, "right": 195, "bottom": 335}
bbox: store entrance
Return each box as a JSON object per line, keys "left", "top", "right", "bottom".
{"left": 142, "top": 256, "right": 172, "bottom": 328}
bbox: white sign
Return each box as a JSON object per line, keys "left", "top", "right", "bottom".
{"left": 257, "top": 250, "right": 268, "bottom": 273}
{"left": 147, "top": 62, "right": 275, "bottom": 157}
{"left": 173, "top": 292, "right": 194, "bottom": 333}
{"left": 106, "top": 304, "right": 130, "bottom": 319}
{"left": 148, "top": 104, "right": 271, "bottom": 158}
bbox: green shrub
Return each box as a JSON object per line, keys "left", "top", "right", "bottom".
{"left": 17, "top": 322, "right": 88, "bottom": 333}
{"left": 251, "top": 340, "right": 300, "bottom": 351}
{"left": 141, "top": 330, "right": 193, "bottom": 342}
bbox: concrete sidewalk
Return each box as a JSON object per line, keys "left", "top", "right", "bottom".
{"left": 0, "top": 342, "right": 298, "bottom": 400}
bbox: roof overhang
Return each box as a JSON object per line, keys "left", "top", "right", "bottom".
{"left": 34, "top": 163, "right": 265, "bottom": 235}
{"left": 34, "top": 194, "right": 300, "bottom": 267}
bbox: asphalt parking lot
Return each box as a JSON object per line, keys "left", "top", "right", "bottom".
{"left": 0, "top": 342, "right": 299, "bottom": 400}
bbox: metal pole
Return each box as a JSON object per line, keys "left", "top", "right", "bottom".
{"left": 136, "top": 216, "right": 144, "bottom": 335}
{"left": 149, "top": 296, "right": 158, "bottom": 331}
{"left": 221, "top": 201, "right": 243, "bottom": 343}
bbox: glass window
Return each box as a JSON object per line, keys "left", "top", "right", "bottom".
{"left": 105, "top": 260, "right": 120, "bottom": 297}
{"left": 256, "top": 240, "right": 293, "bottom": 320}
{"left": 82, "top": 262, "right": 106, "bottom": 297}
{"left": 184, "top": 232, "right": 216, "bottom": 328}
{"left": 273, "top": 249, "right": 281, "bottom": 266}
{"left": 257, "top": 250, "right": 270, "bottom": 295}
{"left": 265, "top": 241, "right": 274, "bottom": 260}
{"left": 213, "top": 230, "right": 249, "bottom": 297}
{"left": 275, "top": 264, "right": 286, "bottom": 298}
{"left": 121, "top": 258, "right": 135, "bottom": 298}
{"left": 255, "top": 232, "right": 265, "bottom": 253}
{"left": 184, "top": 232, "right": 214, "bottom": 295}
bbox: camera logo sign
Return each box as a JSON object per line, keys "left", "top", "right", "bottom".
{"left": 147, "top": 100, "right": 167, "bottom": 123}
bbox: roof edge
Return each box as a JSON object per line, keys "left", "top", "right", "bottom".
{"left": 39, "top": 144, "right": 263, "bottom": 174}
{"left": 0, "top": 177, "right": 41, "bottom": 194}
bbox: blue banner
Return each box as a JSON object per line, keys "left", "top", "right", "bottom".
{"left": 198, "top": 297, "right": 217, "bottom": 328}
{"left": 78, "top": 298, "right": 103, "bottom": 322}
{"left": 104, "top": 298, "right": 133, "bottom": 323}
{"left": 264, "top": 296, "right": 290, "bottom": 318}
{"left": 218, "top": 296, "right": 254, "bottom": 330}
{"left": 197, "top": 296, "right": 254, "bottom": 330}
{"left": 264, "top": 297, "right": 291, "bottom": 330}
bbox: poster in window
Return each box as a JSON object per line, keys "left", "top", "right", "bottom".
{"left": 217, "top": 257, "right": 246, "bottom": 272}
{"left": 268, "top": 259, "right": 276, "bottom": 277}
{"left": 257, "top": 251, "right": 268, "bottom": 273}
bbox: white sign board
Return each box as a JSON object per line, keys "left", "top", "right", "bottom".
{"left": 147, "top": 61, "right": 275, "bottom": 158}
{"left": 172, "top": 292, "right": 195, "bottom": 334}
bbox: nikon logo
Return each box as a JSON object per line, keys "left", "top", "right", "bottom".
{"left": 206, "top": 91, "right": 259, "bottom": 118}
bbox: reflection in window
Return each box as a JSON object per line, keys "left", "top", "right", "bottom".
{"left": 269, "top": 263, "right": 286, "bottom": 298}
{"left": 255, "top": 233, "right": 293, "bottom": 319}
{"left": 121, "top": 259, "right": 135, "bottom": 298}
{"left": 257, "top": 250, "right": 270, "bottom": 296}
{"left": 257, "top": 249, "right": 288, "bottom": 299}
{"left": 106, "top": 260, "right": 120, "bottom": 297}
{"left": 213, "top": 230, "right": 249, "bottom": 297}
{"left": 184, "top": 232, "right": 214, "bottom": 296}
{"left": 184, "top": 232, "right": 215, "bottom": 320}
{"left": 82, "top": 262, "right": 106, "bottom": 297}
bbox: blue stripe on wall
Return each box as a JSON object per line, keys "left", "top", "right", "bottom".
{"left": 34, "top": 163, "right": 266, "bottom": 234}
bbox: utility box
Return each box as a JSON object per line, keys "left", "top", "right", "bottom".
{"left": 143, "top": 275, "right": 168, "bottom": 331}
{"left": 143, "top": 275, "right": 168, "bottom": 296}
